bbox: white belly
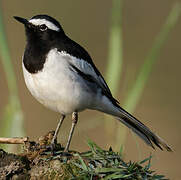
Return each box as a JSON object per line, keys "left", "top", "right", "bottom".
{"left": 22, "top": 49, "right": 93, "bottom": 115}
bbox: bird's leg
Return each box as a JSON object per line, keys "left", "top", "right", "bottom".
{"left": 50, "top": 115, "right": 65, "bottom": 149}
{"left": 64, "top": 112, "right": 78, "bottom": 152}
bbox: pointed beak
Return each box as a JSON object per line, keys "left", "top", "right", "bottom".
{"left": 14, "top": 16, "right": 29, "bottom": 26}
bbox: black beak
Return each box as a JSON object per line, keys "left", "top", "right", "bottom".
{"left": 14, "top": 16, "right": 29, "bottom": 25}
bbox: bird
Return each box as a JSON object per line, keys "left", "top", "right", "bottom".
{"left": 14, "top": 15, "right": 172, "bottom": 152}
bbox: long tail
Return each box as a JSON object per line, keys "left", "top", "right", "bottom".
{"left": 114, "top": 106, "right": 172, "bottom": 151}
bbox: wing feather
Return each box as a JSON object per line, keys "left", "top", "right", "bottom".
{"left": 58, "top": 36, "right": 119, "bottom": 107}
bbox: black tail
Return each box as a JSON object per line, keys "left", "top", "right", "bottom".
{"left": 115, "top": 107, "right": 172, "bottom": 151}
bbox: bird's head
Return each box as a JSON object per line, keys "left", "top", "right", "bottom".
{"left": 14, "top": 15, "right": 65, "bottom": 43}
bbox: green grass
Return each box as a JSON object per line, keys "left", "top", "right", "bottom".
{"left": 0, "top": 4, "right": 25, "bottom": 151}
{"left": 0, "top": 140, "right": 168, "bottom": 179}
{"left": 104, "top": 0, "right": 126, "bottom": 145}
{"left": 72, "top": 140, "right": 168, "bottom": 179}
{"left": 123, "top": 3, "right": 181, "bottom": 113}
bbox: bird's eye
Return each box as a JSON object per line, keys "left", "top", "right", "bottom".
{"left": 39, "top": 24, "right": 47, "bottom": 31}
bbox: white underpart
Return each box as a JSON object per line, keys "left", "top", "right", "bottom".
{"left": 29, "top": 19, "right": 59, "bottom": 31}
{"left": 23, "top": 48, "right": 121, "bottom": 116}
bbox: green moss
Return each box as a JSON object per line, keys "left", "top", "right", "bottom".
{"left": 0, "top": 140, "right": 168, "bottom": 180}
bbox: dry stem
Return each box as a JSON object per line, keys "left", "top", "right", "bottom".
{"left": 0, "top": 137, "right": 28, "bottom": 144}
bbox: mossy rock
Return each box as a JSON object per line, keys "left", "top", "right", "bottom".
{"left": 0, "top": 132, "right": 168, "bottom": 180}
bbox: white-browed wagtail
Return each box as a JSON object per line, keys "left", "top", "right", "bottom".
{"left": 14, "top": 15, "right": 172, "bottom": 152}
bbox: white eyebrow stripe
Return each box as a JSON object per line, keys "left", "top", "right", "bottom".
{"left": 29, "top": 19, "right": 59, "bottom": 31}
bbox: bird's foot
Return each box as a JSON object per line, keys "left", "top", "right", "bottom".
{"left": 47, "top": 140, "right": 58, "bottom": 155}
{"left": 50, "top": 142, "right": 56, "bottom": 152}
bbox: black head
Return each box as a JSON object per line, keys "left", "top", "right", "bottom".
{"left": 14, "top": 15, "right": 67, "bottom": 74}
{"left": 14, "top": 15, "right": 65, "bottom": 43}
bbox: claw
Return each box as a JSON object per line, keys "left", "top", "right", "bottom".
{"left": 50, "top": 143, "right": 56, "bottom": 155}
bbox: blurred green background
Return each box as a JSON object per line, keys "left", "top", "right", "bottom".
{"left": 0, "top": 0, "right": 181, "bottom": 179}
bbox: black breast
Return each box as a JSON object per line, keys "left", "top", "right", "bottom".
{"left": 23, "top": 42, "right": 49, "bottom": 74}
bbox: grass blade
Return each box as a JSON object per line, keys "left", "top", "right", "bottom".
{"left": 104, "top": 0, "right": 125, "bottom": 148}
{"left": 124, "top": 3, "right": 181, "bottom": 112}
{"left": 0, "top": 3, "right": 25, "bottom": 151}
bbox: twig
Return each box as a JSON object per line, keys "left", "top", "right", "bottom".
{"left": 0, "top": 137, "right": 29, "bottom": 144}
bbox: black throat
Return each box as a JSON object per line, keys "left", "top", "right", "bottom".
{"left": 23, "top": 37, "right": 51, "bottom": 74}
